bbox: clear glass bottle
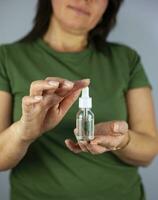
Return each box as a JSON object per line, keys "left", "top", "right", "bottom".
{"left": 76, "top": 87, "right": 94, "bottom": 141}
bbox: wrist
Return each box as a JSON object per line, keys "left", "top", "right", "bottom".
{"left": 11, "top": 121, "right": 35, "bottom": 145}
{"left": 116, "top": 131, "right": 131, "bottom": 150}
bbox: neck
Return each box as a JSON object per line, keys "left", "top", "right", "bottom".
{"left": 43, "top": 17, "right": 88, "bottom": 52}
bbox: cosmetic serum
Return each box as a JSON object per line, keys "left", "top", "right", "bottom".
{"left": 76, "top": 86, "right": 94, "bottom": 141}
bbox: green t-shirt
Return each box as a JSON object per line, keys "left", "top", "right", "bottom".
{"left": 0, "top": 39, "right": 151, "bottom": 200}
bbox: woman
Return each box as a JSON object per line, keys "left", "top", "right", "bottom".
{"left": 0, "top": 0, "right": 157, "bottom": 199}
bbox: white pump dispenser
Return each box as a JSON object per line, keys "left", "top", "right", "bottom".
{"left": 79, "top": 87, "right": 92, "bottom": 108}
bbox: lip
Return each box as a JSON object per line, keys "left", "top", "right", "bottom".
{"left": 67, "top": 5, "right": 90, "bottom": 16}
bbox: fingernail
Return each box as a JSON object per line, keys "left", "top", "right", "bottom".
{"left": 81, "top": 78, "right": 90, "bottom": 83}
{"left": 34, "top": 96, "right": 43, "bottom": 100}
{"left": 74, "top": 128, "right": 78, "bottom": 134}
{"left": 120, "top": 122, "right": 128, "bottom": 133}
{"left": 48, "top": 80, "right": 59, "bottom": 86}
{"left": 63, "top": 81, "right": 74, "bottom": 87}
{"left": 114, "top": 123, "right": 120, "bottom": 132}
{"left": 114, "top": 122, "right": 128, "bottom": 133}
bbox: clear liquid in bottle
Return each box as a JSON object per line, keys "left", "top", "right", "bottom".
{"left": 76, "top": 86, "right": 94, "bottom": 141}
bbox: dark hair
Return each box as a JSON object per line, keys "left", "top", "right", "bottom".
{"left": 21, "top": 0, "right": 124, "bottom": 51}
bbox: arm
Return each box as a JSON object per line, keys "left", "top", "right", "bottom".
{"left": 0, "top": 121, "right": 32, "bottom": 171}
{"left": 0, "top": 78, "right": 90, "bottom": 171}
{"left": 0, "top": 91, "right": 31, "bottom": 171}
{"left": 113, "top": 87, "right": 158, "bottom": 166}
{"left": 65, "top": 87, "right": 158, "bottom": 167}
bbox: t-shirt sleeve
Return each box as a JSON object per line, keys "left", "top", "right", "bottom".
{"left": 0, "top": 45, "right": 11, "bottom": 93}
{"left": 127, "top": 48, "right": 152, "bottom": 90}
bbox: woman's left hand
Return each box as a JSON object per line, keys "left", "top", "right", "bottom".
{"left": 65, "top": 121, "right": 129, "bottom": 154}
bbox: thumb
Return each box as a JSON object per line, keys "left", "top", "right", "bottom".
{"left": 95, "top": 121, "right": 128, "bottom": 135}
{"left": 113, "top": 121, "right": 128, "bottom": 134}
{"left": 59, "top": 89, "right": 81, "bottom": 114}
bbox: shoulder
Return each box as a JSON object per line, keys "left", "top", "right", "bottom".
{"left": 0, "top": 41, "right": 34, "bottom": 56}
{"left": 101, "top": 42, "right": 142, "bottom": 73}
{"left": 105, "top": 41, "right": 139, "bottom": 60}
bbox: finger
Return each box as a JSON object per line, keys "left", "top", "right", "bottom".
{"left": 59, "top": 89, "right": 82, "bottom": 114}
{"left": 42, "top": 93, "right": 63, "bottom": 108}
{"left": 66, "top": 79, "right": 90, "bottom": 96}
{"left": 86, "top": 143, "right": 107, "bottom": 154}
{"left": 45, "top": 77, "right": 66, "bottom": 83}
{"left": 65, "top": 139, "right": 82, "bottom": 153}
{"left": 95, "top": 121, "right": 115, "bottom": 136}
{"left": 90, "top": 136, "right": 105, "bottom": 145}
{"left": 22, "top": 95, "right": 43, "bottom": 113}
{"left": 90, "top": 135, "right": 117, "bottom": 148}
{"left": 95, "top": 121, "right": 128, "bottom": 136}
{"left": 90, "top": 135, "right": 117, "bottom": 146}
{"left": 72, "top": 128, "right": 89, "bottom": 152}
{"left": 113, "top": 121, "right": 128, "bottom": 134}
{"left": 44, "top": 79, "right": 90, "bottom": 113}
{"left": 73, "top": 79, "right": 90, "bottom": 89}
{"left": 78, "top": 141, "right": 89, "bottom": 152}
{"left": 30, "top": 80, "right": 59, "bottom": 96}
{"left": 45, "top": 77, "right": 90, "bottom": 90}
{"left": 90, "top": 135, "right": 124, "bottom": 150}
{"left": 74, "top": 128, "right": 98, "bottom": 153}
{"left": 73, "top": 128, "right": 80, "bottom": 141}
{"left": 21, "top": 95, "right": 43, "bottom": 121}
{"left": 74, "top": 128, "right": 78, "bottom": 135}
{"left": 56, "top": 80, "right": 74, "bottom": 96}
{"left": 70, "top": 128, "right": 88, "bottom": 152}
{"left": 45, "top": 77, "right": 75, "bottom": 96}
{"left": 54, "top": 78, "right": 90, "bottom": 98}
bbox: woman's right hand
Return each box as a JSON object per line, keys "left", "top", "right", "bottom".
{"left": 16, "top": 77, "right": 90, "bottom": 143}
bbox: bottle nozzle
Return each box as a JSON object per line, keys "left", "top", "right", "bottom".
{"left": 79, "top": 86, "right": 92, "bottom": 108}
{"left": 81, "top": 87, "right": 89, "bottom": 98}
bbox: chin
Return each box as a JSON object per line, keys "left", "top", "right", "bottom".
{"left": 62, "top": 20, "right": 89, "bottom": 34}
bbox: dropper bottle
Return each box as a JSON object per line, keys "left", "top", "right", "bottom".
{"left": 76, "top": 86, "right": 94, "bottom": 141}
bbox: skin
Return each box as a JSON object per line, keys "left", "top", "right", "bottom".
{"left": 66, "top": 87, "right": 158, "bottom": 166}
{"left": 0, "top": 0, "right": 157, "bottom": 170}
{"left": 0, "top": 78, "right": 90, "bottom": 170}
{"left": 51, "top": 0, "right": 108, "bottom": 34}
{"left": 44, "top": 0, "right": 109, "bottom": 52}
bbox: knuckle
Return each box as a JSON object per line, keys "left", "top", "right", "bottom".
{"left": 30, "top": 80, "right": 41, "bottom": 89}
{"left": 123, "top": 121, "right": 128, "bottom": 128}
{"left": 23, "top": 97, "right": 31, "bottom": 107}
{"left": 22, "top": 96, "right": 28, "bottom": 104}
{"left": 42, "top": 95, "right": 54, "bottom": 106}
{"left": 30, "top": 81, "right": 36, "bottom": 88}
{"left": 45, "top": 77, "right": 52, "bottom": 80}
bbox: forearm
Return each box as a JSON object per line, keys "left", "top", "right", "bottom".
{"left": 0, "top": 121, "right": 32, "bottom": 171}
{"left": 113, "top": 129, "right": 158, "bottom": 166}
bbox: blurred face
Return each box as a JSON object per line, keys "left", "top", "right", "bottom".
{"left": 51, "top": 0, "right": 109, "bottom": 35}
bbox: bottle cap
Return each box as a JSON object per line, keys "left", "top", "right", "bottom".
{"left": 79, "top": 86, "right": 92, "bottom": 108}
